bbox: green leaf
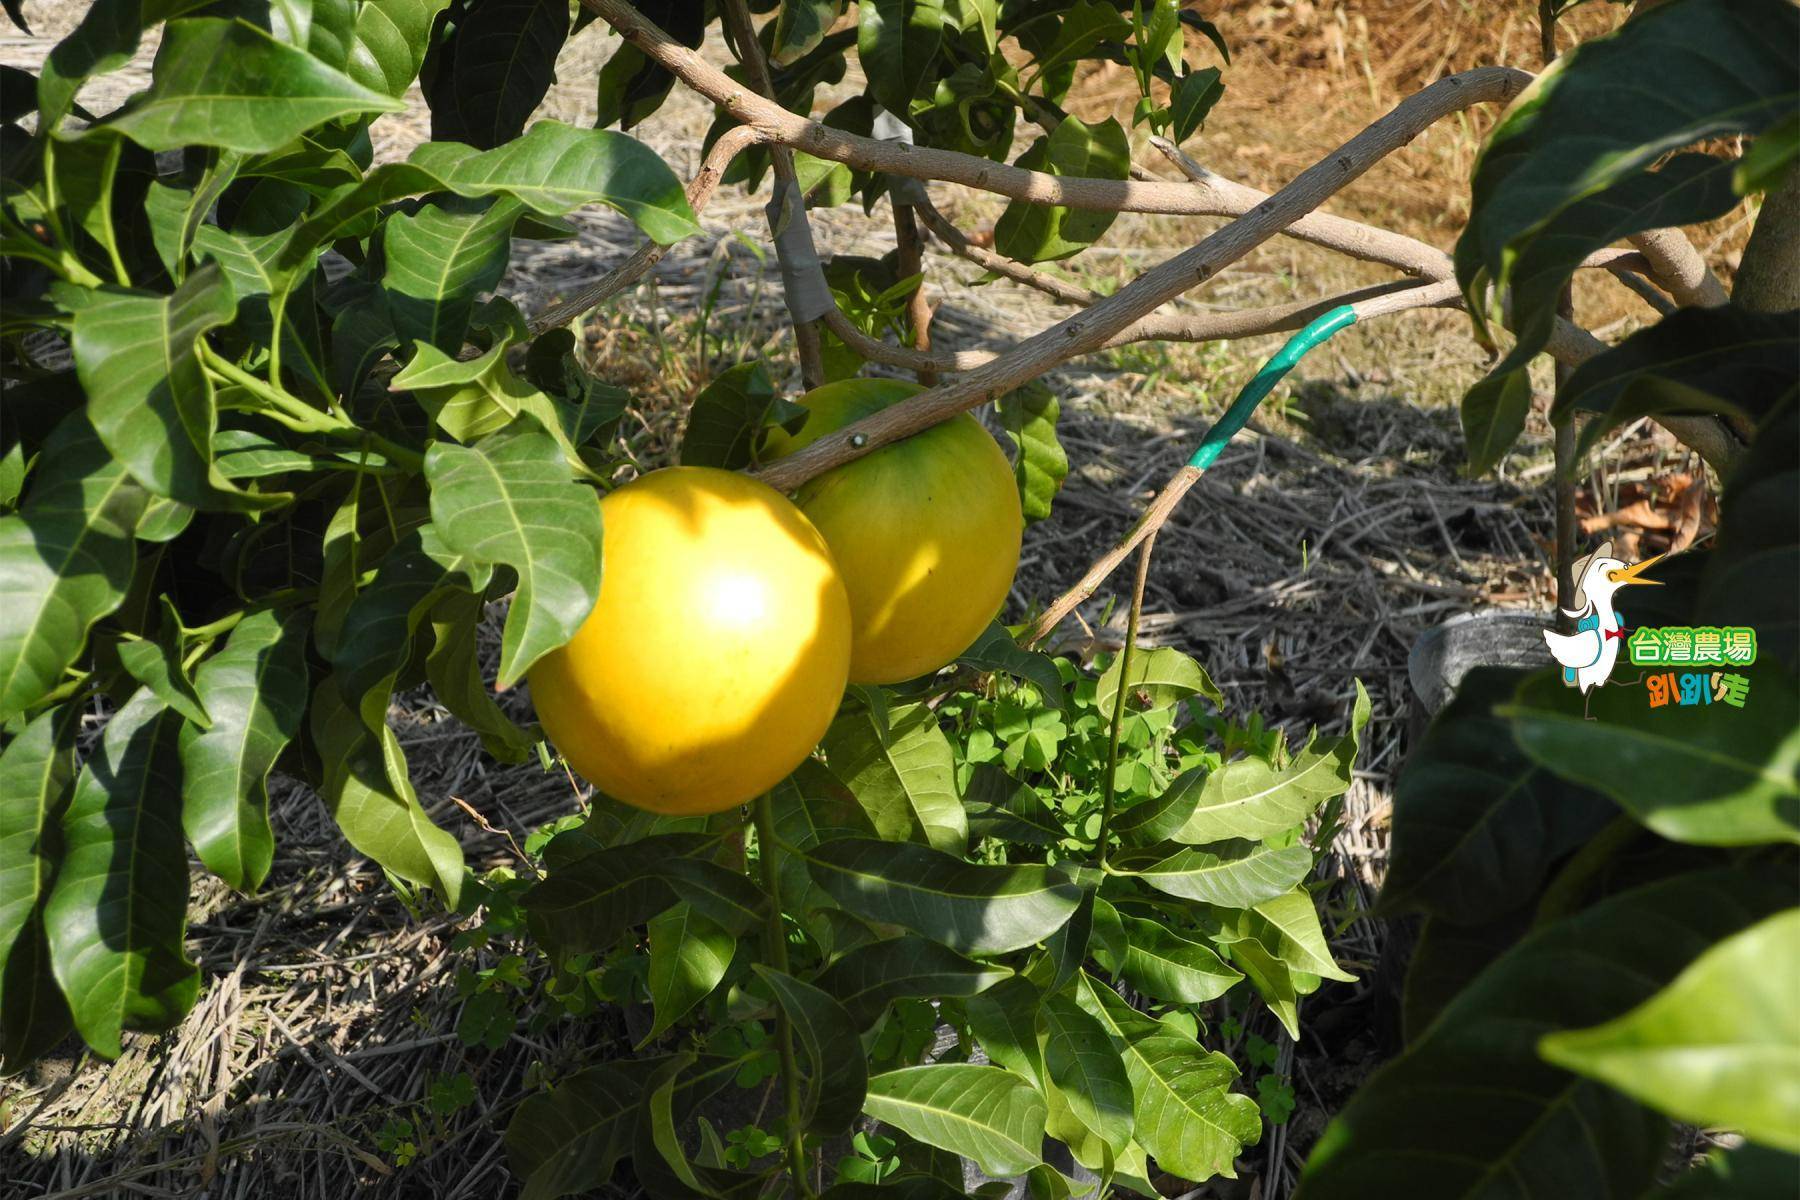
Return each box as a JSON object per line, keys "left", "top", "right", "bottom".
{"left": 1380, "top": 668, "right": 1614, "bottom": 924}
{"left": 1225, "top": 929, "right": 1306, "bottom": 1040}
{"left": 995, "top": 383, "right": 1068, "bottom": 526}
{"left": 0, "top": 705, "right": 77, "bottom": 993}
{"left": 1247, "top": 888, "right": 1355, "bottom": 983}
{"left": 522, "top": 833, "right": 711, "bottom": 953}
{"left": 285, "top": 120, "right": 698, "bottom": 275}
{"left": 0, "top": 415, "right": 148, "bottom": 720}
{"left": 994, "top": 116, "right": 1130, "bottom": 264}
{"left": 1555, "top": 305, "right": 1800, "bottom": 457}
{"left": 1169, "top": 68, "right": 1223, "bottom": 144}
{"left": 823, "top": 701, "right": 967, "bottom": 854}
{"left": 1401, "top": 909, "right": 1531, "bottom": 1047}
{"left": 44, "top": 691, "right": 199, "bottom": 1058}
{"left": 802, "top": 837, "right": 1080, "bottom": 954}
{"left": 1118, "top": 916, "right": 1241, "bottom": 1004}
{"left": 644, "top": 903, "right": 733, "bottom": 1042}
{"left": 1504, "top": 668, "right": 1800, "bottom": 847}
{"left": 67, "top": 264, "right": 277, "bottom": 510}
{"left": 1030, "top": 0, "right": 1131, "bottom": 85}
{"left": 755, "top": 965, "right": 869, "bottom": 1133}
{"left": 773, "top": 0, "right": 842, "bottom": 65}
{"left": 347, "top": 0, "right": 450, "bottom": 96}
{"left": 179, "top": 609, "right": 308, "bottom": 893}
{"left": 424, "top": 421, "right": 603, "bottom": 687}
{"left": 1297, "top": 868, "right": 1792, "bottom": 1199}
{"left": 1458, "top": 367, "right": 1532, "bottom": 477}
{"left": 102, "top": 17, "right": 402, "bottom": 153}
{"left": 1112, "top": 840, "right": 1312, "bottom": 908}
{"left": 117, "top": 611, "right": 210, "bottom": 730}
{"left": 382, "top": 195, "right": 523, "bottom": 352}
{"left": 1096, "top": 645, "right": 1221, "bottom": 716}
{"left": 814, "top": 934, "right": 1010, "bottom": 1027}
{"left": 1124, "top": 1033, "right": 1261, "bottom": 1183}
{"left": 425, "top": 590, "right": 536, "bottom": 764}
{"left": 1173, "top": 682, "right": 1367, "bottom": 842}
{"left": 1540, "top": 907, "right": 1800, "bottom": 1152}
{"left": 1112, "top": 767, "right": 1203, "bottom": 844}
{"left": 1040, "top": 993, "right": 1134, "bottom": 1156}
{"left": 1701, "top": 399, "right": 1798, "bottom": 671}
{"left": 1, "top": 916, "right": 72, "bottom": 1070}
{"left": 963, "top": 765, "right": 1066, "bottom": 845}
{"left": 505, "top": 1064, "right": 641, "bottom": 1200}
{"left": 661, "top": 856, "right": 769, "bottom": 936}
{"left": 429, "top": 0, "right": 568, "bottom": 149}
{"left": 308, "top": 681, "right": 465, "bottom": 907}
{"left": 956, "top": 622, "right": 1065, "bottom": 710}
{"left": 857, "top": 0, "right": 944, "bottom": 122}
{"left": 863, "top": 1064, "right": 1045, "bottom": 1178}
{"left": 1737, "top": 112, "right": 1800, "bottom": 194}
{"left": 679, "top": 362, "right": 804, "bottom": 470}
{"left": 965, "top": 976, "right": 1045, "bottom": 1086}
{"left": 1456, "top": 0, "right": 1796, "bottom": 342}
{"left": 1661, "top": 1144, "right": 1800, "bottom": 1200}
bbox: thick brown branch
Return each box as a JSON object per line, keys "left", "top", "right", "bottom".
{"left": 743, "top": 69, "right": 1534, "bottom": 492}
{"left": 529, "top": 124, "right": 765, "bottom": 335}
{"left": 583, "top": 0, "right": 1527, "bottom": 217}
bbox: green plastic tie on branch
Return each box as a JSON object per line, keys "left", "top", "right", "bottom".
{"left": 1186, "top": 304, "right": 1358, "bottom": 470}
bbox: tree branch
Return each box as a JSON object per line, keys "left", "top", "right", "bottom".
{"left": 581, "top": 0, "right": 1528, "bottom": 217}
{"left": 719, "top": 0, "right": 826, "bottom": 387}
{"left": 529, "top": 124, "right": 766, "bottom": 336}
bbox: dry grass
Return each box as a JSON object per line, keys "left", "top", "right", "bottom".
{"left": 1, "top": 3, "right": 1737, "bottom": 1197}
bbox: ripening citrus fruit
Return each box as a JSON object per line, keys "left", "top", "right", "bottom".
{"left": 528, "top": 466, "right": 851, "bottom": 815}
{"left": 764, "top": 379, "right": 1023, "bottom": 685}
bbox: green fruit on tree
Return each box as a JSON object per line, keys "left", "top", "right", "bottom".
{"left": 764, "top": 379, "right": 1023, "bottom": 685}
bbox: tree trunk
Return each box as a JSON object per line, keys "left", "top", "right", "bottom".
{"left": 1733, "top": 162, "right": 1800, "bottom": 313}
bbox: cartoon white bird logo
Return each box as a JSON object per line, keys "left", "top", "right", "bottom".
{"left": 1543, "top": 539, "right": 1663, "bottom": 715}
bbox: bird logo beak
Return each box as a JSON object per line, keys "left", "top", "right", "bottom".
{"left": 1607, "top": 553, "right": 1665, "bottom": 587}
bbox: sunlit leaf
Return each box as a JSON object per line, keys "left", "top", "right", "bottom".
{"left": 863, "top": 1063, "right": 1044, "bottom": 1178}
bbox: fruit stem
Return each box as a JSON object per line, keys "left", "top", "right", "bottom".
{"left": 1096, "top": 528, "right": 1159, "bottom": 867}
{"left": 752, "top": 792, "right": 815, "bottom": 1199}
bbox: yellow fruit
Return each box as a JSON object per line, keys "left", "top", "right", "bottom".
{"left": 528, "top": 466, "right": 851, "bottom": 815}
{"left": 764, "top": 379, "right": 1023, "bottom": 685}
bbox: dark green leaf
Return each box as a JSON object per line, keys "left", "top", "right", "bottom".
{"left": 679, "top": 361, "right": 804, "bottom": 470}
{"left": 814, "top": 934, "right": 1009, "bottom": 1027}
{"left": 755, "top": 965, "right": 869, "bottom": 1133}
{"left": 857, "top": 0, "right": 944, "bottom": 121}
{"left": 1030, "top": 0, "right": 1131, "bottom": 85}
{"left": 522, "top": 833, "right": 711, "bottom": 953}
{"left": 1401, "top": 908, "right": 1532, "bottom": 1046}
{"left": 956, "top": 621, "right": 1065, "bottom": 710}
{"left": 431, "top": 0, "right": 567, "bottom": 148}
{"left": 802, "top": 837, "right": 1080, "bottom": 954}
{"left": 44, "top": 691, "right": 198, "bottom": 1058}
{"left": 1169, "top": 68, "right": 1223, "bottom": 143}
{"left": 0, "top": 414, "right": 148, "bottom": 720}
{"left": 424, "top": 421, "right": 603, "bottom": 687}
{"left": 963, "top": 765, "right": 1066, "bottom": 845}
{"left": 995, "top": 383, "right": 1068, "bottom": 526}
{"left": 0, "top": 705, "right": 77, "bottom": 992}
{"left": 103, "top": 17, "right": 402, "bottom": 153}
{"left": 1504, "top": 668, "right": 1799, "bottom": 847}
{"left": 964, "top": 975, "right": 1045, "bottom": 1085}
{"left": 117, "top": 615, "right": 209, "bottom": 730}
{"left": 309, "top": 681, "right": 465, "bottom": 907}
{"left": 1459, "top": 367, "right": 1532, "bottom": 478}
{"left": 823, "top": 701, "right": 967, "bottom": 854}
{"left": 772, "top": 0, "right": 842, "bottom": 65}
{"left": 424, "top": 590, "right": 536, "bottom": 764}
{"left": 1556, "top": 304, "right": 1800, "bottom": 457}
{"left": 505, "top": 1064, "right": 641, "bottom": 1200}
{"left": 1700, "top": 398, "right": 1798, "bottom": 671}
{"left": 180, "top": 609, "right": 308, "bottom": 892}
{"left": 0, "top": 915, "right": 72, "bottom": 1069}
{"left": 67, "top": 264, "right": 277, "bottom": 510}
{"left": 1297, "top": 868, "right": 1792, "bottom": 1199}
{"left": 994, "top": 116, "right": 1130, "bottom": 264}
{"left": 382, "top": 195, "right": 522, "bottom": 352}
{"left": 1381, "top": 668, "right": 1614, "bottom": 924}
{"left": 645, "top": 903, "right": 734, "bottom": 1041}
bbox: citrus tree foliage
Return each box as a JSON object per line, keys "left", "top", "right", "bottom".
{"left": 1297, "top": 5, "right": 1800, "bottom": 1193}
{"left": 499, "top": 647, "right": 1366, "bottom": 1196}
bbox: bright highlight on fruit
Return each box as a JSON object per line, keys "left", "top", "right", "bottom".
{"left": 528, "top": 466, "right": 852, "bottom": 814}
{"left": 765, "top": 379, "right": 1024, "bottom": 685}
